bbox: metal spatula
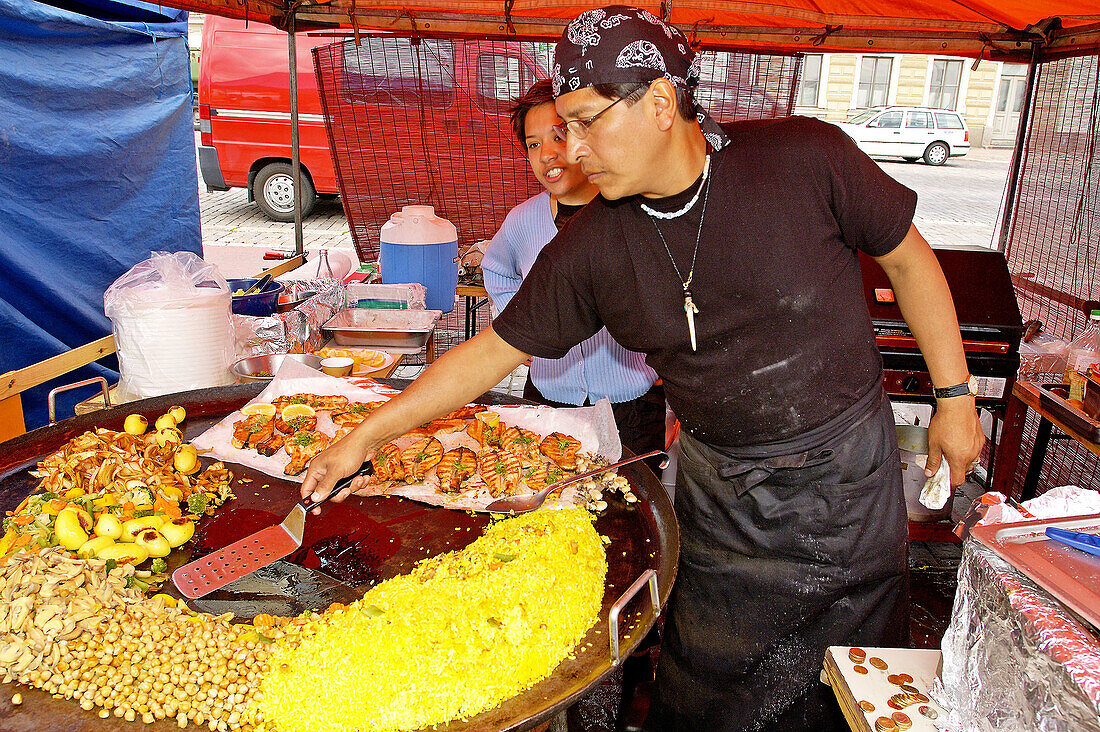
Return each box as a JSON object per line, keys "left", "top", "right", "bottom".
{"left": 172, "top": 462, "right": 373, "bottom": 599}
{"left": 181, "top": 559, "right": 362, "bottom": 619}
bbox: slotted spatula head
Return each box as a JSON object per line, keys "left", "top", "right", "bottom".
{"left": 172, "top": 462, "right": 372, "bottom": 600}
{"left": 172, "top": 506, "right": 306, "bottom": 599}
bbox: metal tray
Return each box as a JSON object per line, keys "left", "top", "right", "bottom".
{"left": 1038, "top": 383, "right": 1100, "bottom": 442}
{"left": 323, "top": 307, "right": 441, "bottom": 349}
{"left": 972, "top": 513, "right": 1100, "bottom": 630}
{"left": 0, "top": 380, "right": 678, "bottom": 732}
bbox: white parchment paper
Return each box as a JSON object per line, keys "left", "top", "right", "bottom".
{"left": 192, "top": 358, "right": 621, "bottom": 510}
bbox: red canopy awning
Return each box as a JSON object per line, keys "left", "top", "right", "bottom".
{"left": 171, "top": 1, "right": 1100, "bottom": 60}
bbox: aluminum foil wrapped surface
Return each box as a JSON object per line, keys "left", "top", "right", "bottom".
{"left": 233, "top": 279, "right": 345, "bottom": 356}
{"left": 935, "top": 541, "right": 1100, "bottom": 731}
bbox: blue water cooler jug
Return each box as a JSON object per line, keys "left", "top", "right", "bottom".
{"left": 379, "top": 205, "right": 458, "bottom": 313}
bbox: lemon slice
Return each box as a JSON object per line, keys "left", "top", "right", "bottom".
{"left": 241, "top": 402, "right": 276, "bottom": 417}
{"left": 474, "top": 410, "right": 499, "bottom": 428}
{"left": 281, "top": 404, "right": 317, "bottom": 420}
{"left": 359, "top": 350, "right": 387, "bottom": 368}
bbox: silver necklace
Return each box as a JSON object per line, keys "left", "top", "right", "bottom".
{"left": 639, "top": 155, "right": 711, "bottom": 219}
{"left": 648, "top": 163, "right": 713, "bottom": 351}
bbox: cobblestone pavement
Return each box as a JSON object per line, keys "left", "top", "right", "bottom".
{"left": 870, "top": 147, "right": 1014, "bottom": 250}
{"left": 197, "top": 138, "right": 1013, "bottom": 265}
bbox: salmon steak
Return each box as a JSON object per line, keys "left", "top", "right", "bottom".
{"left": 275, "top": 412, "right": 318, "bottom": 435}
{"left": 255, "top": 430, "right": 287, "bottom": 457}
{"left": 231, "top": 414, "right": 274, "bottom": 450}
{"left": 401, "top": 437, "right": 445, "bottom": 482}
{"left": 407, "top": 418, "right": 469, "bottom": 438}
{"left": 467, "top": 412, "right": 504, "bottom": 447}
{"left": 371, "top": 443, "right": 407, "bottom": 483}
{"left": 283, "top": 430, "right": 331, "bottom": 476}
{"left": 440, "top": 405, "right": 483, "bottom": 421}
{"left": 501, "top": 426, "right": 540, "bottom": 460}
{"left": 477, "top": 448, "right": 523, "bottom": 498}
{"left": 540, "top": 432, "right": 582, "bottom": 471}
{"left": 332, "top": 401, "right": 386, "bottom": 427}
{"left": 273, "top": 393, "right": 349, "bottom": 412}
{"left": 435, "top": 447, "right": 477, "bottom": 493}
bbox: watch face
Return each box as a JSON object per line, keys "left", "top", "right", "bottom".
{"left": 968, "top": 375, "right": 979, "bottom": 395}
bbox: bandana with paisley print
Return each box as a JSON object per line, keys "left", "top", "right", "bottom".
{"left": 552, "top": 5, "right": 729, "bottom": 151}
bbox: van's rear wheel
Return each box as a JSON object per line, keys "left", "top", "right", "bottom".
{"left": 253, "top": 163, "right": 316, "bottom": 221}
{"left": 923, "top": 142, "right": 950, "bottom": 166}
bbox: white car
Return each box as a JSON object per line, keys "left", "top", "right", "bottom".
{"left": 835, "top": 106, "right": 970, "bottom": 166}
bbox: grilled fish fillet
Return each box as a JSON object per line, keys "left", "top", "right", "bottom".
{"left": 540, "top": 432, "right": 582, "bottom": 471}
{"left": 231, "top": 414, "right": 274, "bottom": 450}
{"left": 435, "top": 447, "right": 477, "bottom": 493}
{"left": 477, "top": 447, "right": 523, "bottom": 498}
{"left": 401, "top": 437, "right": 445, "bottom": 482}
{"left": 371, "top": 443, "right": 407, "bottom": 483}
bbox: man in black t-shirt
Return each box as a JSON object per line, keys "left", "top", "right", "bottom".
{"left": 303, "top": 6, "right": 985, "bottom": 730}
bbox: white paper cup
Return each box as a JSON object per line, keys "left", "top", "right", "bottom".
{"left": 320, "top": 357, "right": 354, "bottom": 377}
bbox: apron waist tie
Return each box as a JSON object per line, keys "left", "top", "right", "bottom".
{"left": 716, "top": 448, "right": 835, "bottom": 496}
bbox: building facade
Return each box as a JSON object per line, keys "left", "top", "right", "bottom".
{"left": 793, "top": 53, "right": 1029, "bottom": 148}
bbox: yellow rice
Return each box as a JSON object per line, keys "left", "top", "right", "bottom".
{"left": 256, "top": 508, "right": 607, "bottom": 732}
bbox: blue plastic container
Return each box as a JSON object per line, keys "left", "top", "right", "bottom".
{"left": 379, "top": 206, "right": 458, "bottom": 314}
{"left": 227, "top": 278, "right": 284, "bottom": 317}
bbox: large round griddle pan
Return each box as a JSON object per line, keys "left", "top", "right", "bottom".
{"left": 0, "top": 381, "right": 679, "bottom": 732}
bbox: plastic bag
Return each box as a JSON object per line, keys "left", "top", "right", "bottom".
{"left": 104, "top": 251, "right": 235, "bottom": 399}
{"left": 1018, "top": 330, "right": 1068, "bottom": 382}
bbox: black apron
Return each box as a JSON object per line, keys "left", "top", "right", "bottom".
{"left": 646, "top": 388, "right": 909, "bottom": 732}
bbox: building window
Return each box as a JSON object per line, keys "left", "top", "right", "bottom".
{"left": 857, "top": 56, "right": 893, "bottom": 108}
{"left": 929, "top": 59, "right": 963, "bottom": 110}
{"left": 798, "top": 54, "right": 822, "bottom": 107}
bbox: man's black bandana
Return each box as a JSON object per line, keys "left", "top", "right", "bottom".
{"left": 552, "top": 5, "right": 729, "bottom": 150}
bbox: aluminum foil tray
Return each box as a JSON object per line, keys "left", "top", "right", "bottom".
{"left": 323, "top": 308, "right": 441, "bottom": 349}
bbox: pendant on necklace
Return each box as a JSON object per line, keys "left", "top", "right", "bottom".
{"left": 683, "top": 287, "right": 699, "bottom": 352}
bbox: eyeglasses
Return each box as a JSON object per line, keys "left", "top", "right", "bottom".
{"left": 553, "top": 96, "right": 626, "bottom": 139}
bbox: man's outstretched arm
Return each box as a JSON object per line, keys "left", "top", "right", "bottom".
{"left": 300, "top": 326, "right": 529, "bottom": 506}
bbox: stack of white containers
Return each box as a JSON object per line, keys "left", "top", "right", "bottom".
{"left": 104, "top": 252, "right": 236, "bottom": 400}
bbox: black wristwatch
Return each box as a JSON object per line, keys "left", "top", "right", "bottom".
{"left": 934, "top": 375, "right": 978, "bottom": 399}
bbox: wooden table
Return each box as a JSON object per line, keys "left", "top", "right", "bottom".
{"left": 990, "top": 380, "right": 1100, "bottom": 501}
{"left": 457, "top": 284, "right": 489, "bottom": 341}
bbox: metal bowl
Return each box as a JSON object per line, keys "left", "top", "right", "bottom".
{"left": 230, "top": 353, "right": 322, "bottom": 382}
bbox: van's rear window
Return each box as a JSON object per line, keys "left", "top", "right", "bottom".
{"left": 341, "top": 38, "right": 455, "bottom": 109}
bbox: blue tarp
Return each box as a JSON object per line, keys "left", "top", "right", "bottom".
{"left": 0, "top": 0, "right": 200, "bottom": 431}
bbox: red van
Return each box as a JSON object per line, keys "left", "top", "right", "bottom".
{"left": 198, "top": 18, "right": 546, "bottom": 221}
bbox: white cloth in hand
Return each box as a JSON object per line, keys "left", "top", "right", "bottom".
{"left": 917, "top": 456, "right": 952, "bottom": 510}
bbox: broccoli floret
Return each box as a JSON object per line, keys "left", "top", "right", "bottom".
{"left": 150, "top": 558, "right": 167, "bottom": 574}
{"left": 2, "top": 517, "right": 13, "bottom": 534}
{"left": 186, "top": 493, "right": 209, "bottom": 515}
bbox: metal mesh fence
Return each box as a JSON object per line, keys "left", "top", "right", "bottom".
{"left": 312, "top": 37, "right": 801, "bottom": 264}
{"left": 313, "top": 37, "right": 800, "bottom": 360}
{"left": 1004, "top": 54, "right": 1100, "bottom": 496}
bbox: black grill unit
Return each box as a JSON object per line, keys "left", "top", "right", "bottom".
{"left": 861, "top": 247, "right": 1024, "bottom": 411}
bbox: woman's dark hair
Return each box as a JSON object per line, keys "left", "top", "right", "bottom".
{"left": 592, "top": 80, "right": 699, "bottom": 121}
{"left": 510, "top": 77, "right": 698, "bottom": 148}
{"left": 509, "top": 79, "right": 556, "bottom": 147}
